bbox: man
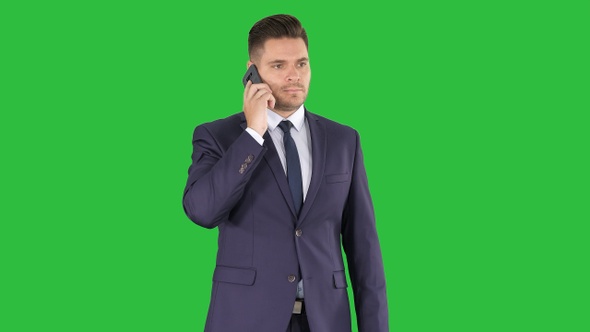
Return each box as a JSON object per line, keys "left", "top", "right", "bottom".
{"left": 183, "top": 14, "right": 388, "bottom": 332}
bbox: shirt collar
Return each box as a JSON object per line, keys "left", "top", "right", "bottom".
{"left": 267, "top": 104, "right": 306, "bottom": 132}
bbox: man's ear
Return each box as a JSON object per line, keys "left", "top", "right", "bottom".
{"left": 247, "top": 60, "right": 254, "bottom": 68}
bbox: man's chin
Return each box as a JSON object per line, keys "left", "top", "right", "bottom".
{"left": 275, "top": 97, "right": 306, "bottom": 113}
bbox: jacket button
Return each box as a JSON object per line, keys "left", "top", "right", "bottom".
{"left": 288, "top": 275, "right": 297, "bottom": 283}
{"left": 295, "top": 229, "right": 302, "bottom": 237}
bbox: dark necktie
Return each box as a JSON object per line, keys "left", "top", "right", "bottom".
{"left": 278, "top": 121, "right": 303, "bottom": 215}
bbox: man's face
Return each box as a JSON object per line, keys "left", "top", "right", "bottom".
{"left": 249, "top": 38, "right": 311, "bottom": 114}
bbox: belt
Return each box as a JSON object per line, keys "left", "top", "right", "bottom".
{"left": 292, "top": 299, "right": 304, "bottom": 314}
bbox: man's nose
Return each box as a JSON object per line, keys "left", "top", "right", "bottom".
{"left": 286, "top": 65, "right": 300, "bottom": 82}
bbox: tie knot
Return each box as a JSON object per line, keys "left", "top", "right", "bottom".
{"left": 278, "top": 121, "right": 293, "bottom": 133}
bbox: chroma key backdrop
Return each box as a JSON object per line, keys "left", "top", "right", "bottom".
{"left": 1, "top": 1, "right": 588, "bottom": 331}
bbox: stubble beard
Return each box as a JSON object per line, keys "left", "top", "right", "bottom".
{"left": 273, "top": 85, "right": 308, "bottom": 114}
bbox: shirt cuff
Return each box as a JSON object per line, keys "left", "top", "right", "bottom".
{"left": 245, "top": 127, "right": 265, "bottom": 146}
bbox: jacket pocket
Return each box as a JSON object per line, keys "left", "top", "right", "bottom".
{"left": 326, "top": 173, "right": 351, "bottom": 184}
{"left": 213, "top": 265, "right": 257, "bottom": 286}
{"left": 333, "top": 270, "right": 348, "bottom": 289}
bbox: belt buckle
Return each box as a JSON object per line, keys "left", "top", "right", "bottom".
{"left": 292, "top": 300, "right": 303, "bottom": 314}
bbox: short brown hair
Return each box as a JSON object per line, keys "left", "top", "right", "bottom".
{"left": 248, "top": 14, "right": 308, "bottom": 61}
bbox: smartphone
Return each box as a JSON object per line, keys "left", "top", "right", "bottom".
{"left": 242, "top": 64, "right": 263, "bottom": 86}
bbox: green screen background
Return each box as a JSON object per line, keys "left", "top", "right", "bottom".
{"left": 1, "top": 1, "right": 588, "bottom": 331}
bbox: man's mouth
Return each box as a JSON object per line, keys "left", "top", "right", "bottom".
{"left": 283, "top": 86, "right": 304, "bottom": 92}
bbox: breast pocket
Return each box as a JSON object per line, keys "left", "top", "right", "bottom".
{"left": 325, "top": 173, "right": 351, "bottom": 184}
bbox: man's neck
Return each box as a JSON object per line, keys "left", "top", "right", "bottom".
{"left": 270, "top": 106, "right": 302, "bottom": 119}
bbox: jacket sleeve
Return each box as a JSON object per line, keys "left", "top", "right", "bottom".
{"left": 341, "top": 131, "right": 389, "bottom": 331}
{"left": 182, "top": 124, "right": 267, "bottom": 229}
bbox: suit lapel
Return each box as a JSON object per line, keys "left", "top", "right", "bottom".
{"left": 240, "top": 116, "right": 297, "bottom": 218}
{"left": 297, "top": 111, "right": 326, "bottom": 226}
{"left": 239, "top": 111, "right": 327, "bottom": 223}
{"left": 262, "top": 131, "right": 298, "bottom": 217}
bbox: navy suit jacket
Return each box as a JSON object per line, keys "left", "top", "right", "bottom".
{"left": 183, "top": 110, "right": 388, "bottom": 332}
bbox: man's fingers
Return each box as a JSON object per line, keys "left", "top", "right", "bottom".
{"left": 252, "top": 88, "right": 273, "bottom": 101}
{"left": 245, "top": 83, "right": 272, "bottom": 99}
{"left": 244, "top": 79, "right": 252, "bottom": 92}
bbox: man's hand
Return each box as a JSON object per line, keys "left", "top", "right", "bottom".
{"left": 243, "top": 80, "right": 275, "bottom": 136}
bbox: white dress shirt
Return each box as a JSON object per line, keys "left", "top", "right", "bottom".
{"left": 245, "top": 105, "right": 311, "bottom": 298}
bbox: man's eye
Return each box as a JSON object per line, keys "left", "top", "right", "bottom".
{"left": 273, "top": 64, "right": 283, "bottom": 69}
{"left": 298, "top": 62, "right": 307, "bottom": 67}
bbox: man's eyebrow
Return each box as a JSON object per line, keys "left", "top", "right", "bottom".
{"left": 267, "top": 57, "right": 309, "bottom": 65}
